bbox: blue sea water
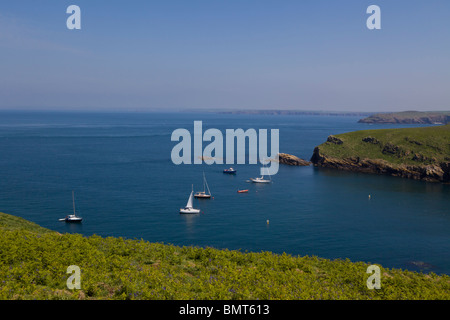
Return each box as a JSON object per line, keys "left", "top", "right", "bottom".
{"left": 0, "top": 111, "right": 449, "bottom": 275}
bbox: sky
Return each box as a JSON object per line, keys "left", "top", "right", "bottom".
{"left": 0, "top": 0, "right": 449, "bottom": 112}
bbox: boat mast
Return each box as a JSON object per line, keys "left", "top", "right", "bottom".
{"left": 261, "top": 158, "right": 271, "bottom": 180}
{"left": 72, "top": 191, "right": 76, "bottom": 216}
{"left": 202, "top": 172, "right": 206, "bottom": 193}
{"left": 203, "top": 172, "right": 211, "bottom": 195}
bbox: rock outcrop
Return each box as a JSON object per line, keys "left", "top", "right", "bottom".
{"left": 276, "top": 153, "right": 311, "bottom": 166}
{"left": 310, "top": 147, "right": 450, "bottom": 183}
{"left": 326, "top": 135, "right": 343, "bottom": 145}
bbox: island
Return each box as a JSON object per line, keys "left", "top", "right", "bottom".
{"left": 358, "top": 111, "right": 450, "bottom": 124}
{"left": 310, "top": 124, "right": 450, "bottom": 183}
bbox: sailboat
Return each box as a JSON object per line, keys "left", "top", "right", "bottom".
{"left": 250, "top": 163, "right": 272, "bottom": 184}
{"left": 180, "top": 185, "right": 201, "bottom": 214}
{"left": 59, "top": 191, "right": 83, "bottom": 222}
{"left": 194, "top": 172, "right": 211, "bottom": 199}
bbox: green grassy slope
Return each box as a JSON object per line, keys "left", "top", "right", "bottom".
{"left": 0, "top": 212, "right": 449, "bottom": 300}
{"left": 316, "top": 124, "right": 450, "bottom": 166}
{"left": 0, "top": 212, "right": 53, "bottom": 235}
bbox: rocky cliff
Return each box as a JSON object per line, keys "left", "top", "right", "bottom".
{"left": 310, "top": 146, "right": 449, "bottom": 182}
{"left": 310, "top": 125, "right": 450, "bottom": 183}
{"left": 277, "top": 153, "right": 311, "bottom": 166}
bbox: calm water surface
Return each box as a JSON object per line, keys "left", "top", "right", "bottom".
{"left": 0, "top": 111, "right": 448, "bottom": 274}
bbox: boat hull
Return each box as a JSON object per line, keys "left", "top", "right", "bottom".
{"left": 194, "top": 193, "right": 211, "bottom": 199}
{"left": 180, "top": 208, "right": 201, "bottom": 214}
{"left": 64, "top": 217, "right": 82, "bottom": 222}
{"left": 250, "top": 178, "right": 271, "bottom": 183}
{"left": 60, "top": 214, "right": 82, "bottom": 222}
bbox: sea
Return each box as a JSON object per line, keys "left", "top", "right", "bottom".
{"left": 0, "top": 111, "right": 449, "bottom": 275}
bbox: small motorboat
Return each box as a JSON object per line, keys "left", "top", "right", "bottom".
{"left": 250, "top": 176, "right": 271, "bottom": 183}
{"left": 223, "top": 167, "right": 237, "bottom": 174}
{"left": 250, "top": 165, "right": 272, "bottom": 183}
{"left": 237, "top": 189, "right": 248, "bottom": 193}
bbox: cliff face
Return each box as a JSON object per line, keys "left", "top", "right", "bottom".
{"left": 311, "top": 146, "right": 450, "bottom": 183}
{"left": 310, "top": 124, "right": 450, "bottom": 183}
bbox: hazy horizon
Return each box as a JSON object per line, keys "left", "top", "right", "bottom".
{"left": 1, "top": 1, "right": 449, "bottom": 112}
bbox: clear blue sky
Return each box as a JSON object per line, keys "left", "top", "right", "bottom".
{"left": 0, "top": 0, "right": 449, "bottom": 112}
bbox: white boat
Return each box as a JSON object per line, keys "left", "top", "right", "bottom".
{"left": 250, "top": 164, "right": 272, "bottom": 183}
{"left": 59, "top": 191, "right": 83, "bottom": 222}
{"left": 250, "top": 176, "right": 271, "bottom": 183}
{"left": 180, "top": 185, "right": 201, "bottom": 214}
{"left": 194, "top": 172, "right": 211, "bottom": 199}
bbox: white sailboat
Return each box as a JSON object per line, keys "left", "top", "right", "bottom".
{"left": 180, "top": 185, "right": 201, "bottom": 214}
{"left": 59, "top": 191, "right": 83, "bottom": 222}
{"left": 194, "top": 172, "right": 211, "bottom": 199}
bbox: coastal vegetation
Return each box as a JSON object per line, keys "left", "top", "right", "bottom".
{"left": 311, "top": 124, "right": 450, "bottom": 182}
{"left": 1, "top": 212, "right": 449, "bottom": 300}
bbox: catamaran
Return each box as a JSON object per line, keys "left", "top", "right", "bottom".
{"left": 194, "top": 172, "right": 211, "bottom": 199}
{"left": 59, "top": 191, "right": 83, "bottom": 222}
{"left": 180, "top": 185, "right": 201, "bottom": 214}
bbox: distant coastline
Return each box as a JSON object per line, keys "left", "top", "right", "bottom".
{"left": 184, "top": 109, "right": 374, "bottom": 117}
{"left": 185, "top": 109, "right": 450, "bottom": 123}
{"left": 358, "top": 111, "right": 450, "bottom": 124}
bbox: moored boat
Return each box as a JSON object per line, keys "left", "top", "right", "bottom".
{"left": 250, "top": 176, "right": 271, "bottom": 183}
{"left": 223, "top": 167, "right": 236, "bottom": 174}
{"left": 180, "top": 185, "right": 201, "bottom": 214}
{"left": 194, "top": 172, "right": 212, "bottom": 199}
{"left": 59, "top": 191, "right": 83, "bottom": 223}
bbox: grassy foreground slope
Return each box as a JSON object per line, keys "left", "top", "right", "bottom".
{"left": 311, "top": 124, "right": 450, "bottom": 182}
{"left": 0, "top": 212, "right": 449, "bottom": 300}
